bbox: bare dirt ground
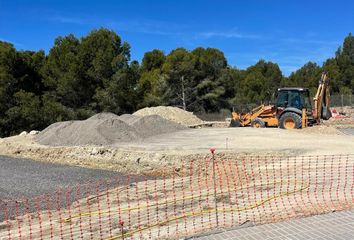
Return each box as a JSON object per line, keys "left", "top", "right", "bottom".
{"left": 1, "top": 154, "right": 353, "bottom": 239}
{"left": 1, "top": 117, "right": 354, "bottom": 239}
{"left": 0, "top": 123, "right": 353, "bottom": 176}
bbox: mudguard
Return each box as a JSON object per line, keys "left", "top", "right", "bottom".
{"left": 278, "top": 107, "right": 302, "bottom": 118}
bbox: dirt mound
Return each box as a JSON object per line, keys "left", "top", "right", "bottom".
{"left": 119, "top": 114, "right": 141, "bottom": 125}
{"left": 300, "top": 125, "right": 344, "bottom": 135}
{"left": 133, "top": 106, "right": 203, "bottom": 126}
{"left": 36, "top": 118, "right": 140, "bottom": 146}
{"left": 130, "top": 115, "right": 186, "bottom": 138}
{"left": 325, "top": 117, "right": 354, "bottom": 126}
{"left": 35, "top": 113, "right": 187, "bottom": 146}
{"left": 87, "top": 112, "right": 119, "bottom": 120}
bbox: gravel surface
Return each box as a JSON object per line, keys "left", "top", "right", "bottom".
{"left": 0, "top": 156, "right": 132, "bottom": 200}
{"left": 0, "top": 156, "right": 151, "bottom": 221}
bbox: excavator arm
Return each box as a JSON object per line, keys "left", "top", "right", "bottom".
{"left": 313, "top": 72, "right": 331, "bottom": 122}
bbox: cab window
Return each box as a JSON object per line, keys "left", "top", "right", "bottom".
{"left": 276, "top": 91, "right": 288, "bottom": 107}
{"left": 288, "top": 91, "right": 302, "bottom": 109}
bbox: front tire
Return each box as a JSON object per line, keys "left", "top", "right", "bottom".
{"left": 251, "top": 117, "right": 266, "bottom": 128}
{"left": 279, "top": 112, "right": 302, "bottom": 129}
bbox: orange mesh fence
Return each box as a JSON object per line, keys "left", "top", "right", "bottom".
{"left": 1, "top": 153, "right": 353, "bottom": 239}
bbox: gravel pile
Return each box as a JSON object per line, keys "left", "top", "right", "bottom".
{"left": 35, "top": 113, "right": 187, "bottom": 146}
{"left": 133, "top": 106, "right": 203, "bottom": 126}
{"left": 130, "top": 115, "right": 186, "bottom": 138}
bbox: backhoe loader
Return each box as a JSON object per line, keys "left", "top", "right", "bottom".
{"left": 230, "top": 72, "right": 331, "bottom": 129}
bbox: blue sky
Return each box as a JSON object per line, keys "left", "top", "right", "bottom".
{"left": 1, "top": 0, "right": 353, "bottom": 75}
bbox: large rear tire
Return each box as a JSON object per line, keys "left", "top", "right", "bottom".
{"left": 251, "top": 117, "right": 266, "bottom": 128}
{"left": 279, "top": 112, "right": 302, "bottom": 129}
{"left": 230, "top": 119, "right": 241, "bottom": 127}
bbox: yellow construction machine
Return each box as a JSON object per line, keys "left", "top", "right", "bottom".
{"left": 230, "top": 72, "right": 331, "bottom": 129}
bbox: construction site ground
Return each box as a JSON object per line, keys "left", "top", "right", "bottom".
{"left": 0, "top": 118, "right": 354, "bottom": 239}
{"left": 0, "top": 124, "right": 354, "bottom": 176}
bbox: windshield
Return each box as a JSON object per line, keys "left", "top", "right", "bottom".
{"left": 276, "top": 90, "right": 312, "bottom": 110}
{"left": 276, "top": 91, "right": 288, "bottom": 108}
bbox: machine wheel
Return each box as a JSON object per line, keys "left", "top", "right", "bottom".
{"left": 230, "top": 119, "right": 241, "bottom": 127}
{"left": 251, "top": 118, "right": 266, "bottom": 128}
{"left": 279, "top": 112, "right": 302, "bottom": 129}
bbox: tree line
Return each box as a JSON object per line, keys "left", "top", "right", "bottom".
{"left": 0, "top": 28, "right": 353, "bottom": 137}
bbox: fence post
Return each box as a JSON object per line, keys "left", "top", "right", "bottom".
{"left": 119, "top": 219, "right": 125, "bottom": 240}
{"left": 210, "top": 148, "right": 219, "bottom": 228}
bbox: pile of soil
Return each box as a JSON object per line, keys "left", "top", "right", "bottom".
{"left": 325, "top": 117, "right": 354, "bottom": 126}
{"left": 133, "top": 106, "right": 203, "bottom": 126}
{"left": 300, "top": 125, "right": 344, "bottom": 135}
{"left": 35, "top": 113, "right": 187, "bottom": 146}
{"left": 337, "top": 106, "right": 354, "bottom": 117}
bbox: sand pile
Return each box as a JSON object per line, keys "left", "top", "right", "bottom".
{"left": 35, "top": 113, "right": 186, "bottom": 146}
{"left": 133, "top": 106, "right": 203, "bottom": 126}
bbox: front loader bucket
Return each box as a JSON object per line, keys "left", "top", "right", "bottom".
{"left": 230, "top": 119, "right": 241, "bottom": 127}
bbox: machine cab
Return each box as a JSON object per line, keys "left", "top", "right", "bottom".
{"left": 276, "top": 88, "right": 312, "bottom": 111}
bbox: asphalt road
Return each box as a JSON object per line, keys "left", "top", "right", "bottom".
{"left": 0, "top": 156, "right": 146, "bottom": 221}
